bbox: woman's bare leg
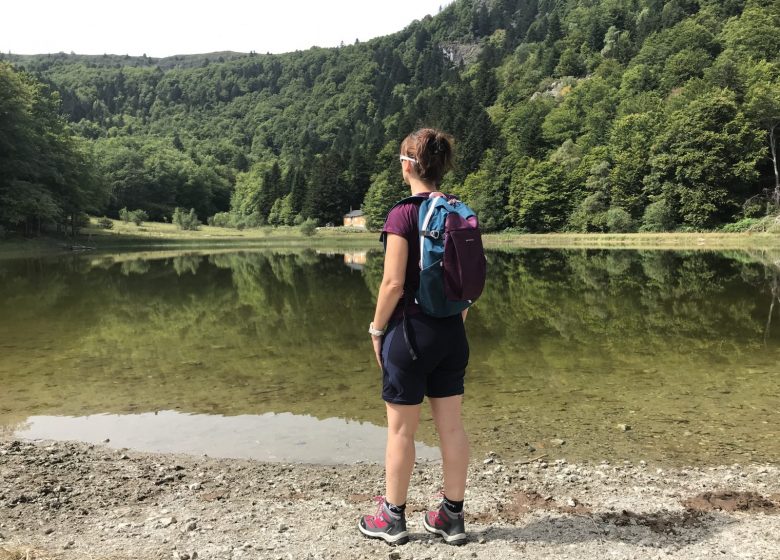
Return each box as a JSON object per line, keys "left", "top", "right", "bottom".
{"left": 429, "top": 395, "right": 468, "bottom": 500}
{"left": 385, "top": 402, "right": 422, "bottom": 506}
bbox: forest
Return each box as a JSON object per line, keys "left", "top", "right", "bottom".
{"left": 1, "top": 0, "right": 779, "bottom": 235}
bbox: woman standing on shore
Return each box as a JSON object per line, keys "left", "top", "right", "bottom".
{"left": 358, "top": 128, "right": 470, "bottom": 546}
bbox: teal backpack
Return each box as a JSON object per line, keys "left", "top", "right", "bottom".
{"left": 383, "top": 194, "right": 487, "bottom": 318}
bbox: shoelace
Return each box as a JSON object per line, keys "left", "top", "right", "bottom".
{"left": 371, "top": 495, "right": 388, "bottom": 520}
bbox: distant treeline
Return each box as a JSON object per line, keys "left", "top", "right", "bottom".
{"left": 1, "top": 0, "right": 779, "bottom": 236}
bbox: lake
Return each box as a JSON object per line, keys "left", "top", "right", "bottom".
{"left": 1, "top": 248, "right": 778, "bottom": 465}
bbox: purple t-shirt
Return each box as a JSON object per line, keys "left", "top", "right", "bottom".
{"left": 382, "top": 194, "right": 430, "bottom": 319}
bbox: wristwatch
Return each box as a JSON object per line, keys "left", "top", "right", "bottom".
{"left": 368, "top": 322, "right": 386, "bottom": 337}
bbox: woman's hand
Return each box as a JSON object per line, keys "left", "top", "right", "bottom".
{"left": 372, "top": 335, "right": 383, "bottom": 370}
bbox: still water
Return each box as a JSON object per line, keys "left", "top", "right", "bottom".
{"left": 1, "top": 248, "right": 779, "bottom": 465}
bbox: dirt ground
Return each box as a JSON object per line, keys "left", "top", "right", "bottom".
{"left": 1, "top": 438, "right": 779, "bottom": 560}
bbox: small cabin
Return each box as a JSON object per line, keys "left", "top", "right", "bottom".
{"left": 343, "top": 209, "right": 366, "bottom": 228}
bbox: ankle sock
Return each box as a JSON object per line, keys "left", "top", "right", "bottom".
{"left": 442, "top": 495, "right": 464, "bottom": 514}
{"left": 386, "top": 501, "right": 406, "bottom": 516}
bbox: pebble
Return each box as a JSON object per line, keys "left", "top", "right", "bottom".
{"left": 388, "top": 552, "right": 401, "bottom": 560}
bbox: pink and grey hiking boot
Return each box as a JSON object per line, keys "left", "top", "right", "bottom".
{"left": 423, "top": 501, "right": 467, "bottom": 545}
{"left": 358, "top": 496, "right": 409, "bottom": 545}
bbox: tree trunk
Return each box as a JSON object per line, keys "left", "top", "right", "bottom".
{"left": 771, "top": 125, "right": 779, "bottom": 207}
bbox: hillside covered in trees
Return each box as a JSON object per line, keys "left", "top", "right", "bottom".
{"left": 1, "top": 0, "right": 779, "bottom": 235}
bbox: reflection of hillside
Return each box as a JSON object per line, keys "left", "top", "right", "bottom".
{"left": 0, "top": 250, "right": 385, "bottom": 428}
{"left": 2, "top": 248, "right": 780, "bottom": 463}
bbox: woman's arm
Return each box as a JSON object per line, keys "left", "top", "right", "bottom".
{"left": 371, "top": 233, "right": 408, "bottom": 368}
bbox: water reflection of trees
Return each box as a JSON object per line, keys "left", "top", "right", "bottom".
{"left": 0, "top": 250, "right": 380, "bottom": 422}
{"left": 2, "top": 248, "right": 779, "bottom": 425}
{"left": 362, "top": 249, "right": 779, "bottom": 377}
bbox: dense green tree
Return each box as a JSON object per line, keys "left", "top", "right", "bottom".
{"left": 645, "top": 89, "right": 763, "bottom": 228}
{"left": 3, "top": 0, "right": 778, "bottom": 234}
{"left": 0, "top": 63, "right": 103, "bottom": 234}
{"left": 744, "top": 61, "right": 780, "bottom": 203}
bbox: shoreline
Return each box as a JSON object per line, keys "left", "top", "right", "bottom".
{"left": 1, "top": 438, "right": 778, "bottom": 559}
{"left": 2, "top": 228, "right": 780, "bottom": 261}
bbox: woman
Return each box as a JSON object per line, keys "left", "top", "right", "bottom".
{"left": 358, "top": 128, "right": 470, "bottom": 546}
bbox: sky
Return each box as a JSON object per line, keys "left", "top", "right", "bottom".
{"left": 2, "top": 0, "right": 455, "bottom": 58}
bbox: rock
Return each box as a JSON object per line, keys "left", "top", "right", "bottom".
{"left": 184, "top": 521, "right": 197, "bottom": 532}
{"left": 550, "top": 438, "right": 566, "bottom": 447}
{"left": 158, "top": 517, "right": 177, "bottom": 528}
{"left": 388, "top": 552, "right": 401, "bottom": 560}
{"left": 617, "top": 424, "right": 632, "bottom": 432}
{"left": 43, "top": 528, "right": 54, "bottom": 535}
{"left": 188, "top": 482, "right": 202, "bottom": 491}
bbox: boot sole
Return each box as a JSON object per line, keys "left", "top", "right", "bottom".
{"left": 422, "top": 517, "right": 468, "bottom": 545}
{"left": 357, "top": 521, "right": 409, "bottom": 545}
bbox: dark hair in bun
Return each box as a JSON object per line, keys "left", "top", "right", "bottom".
{"left": 400, "top": 128, "right": 454, "bottom": 186}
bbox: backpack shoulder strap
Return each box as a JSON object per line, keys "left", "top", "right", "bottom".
{"left": 379, "top": 195, "right": 426, "bottom": 249}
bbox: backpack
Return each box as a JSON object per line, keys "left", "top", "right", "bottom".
{"left": 384, "top": 194, "right": 487, "bottom": 318}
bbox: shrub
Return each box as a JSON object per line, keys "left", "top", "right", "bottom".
{"left": 745, "top": 214, "right": 780, "bottom": 233}
{"left": 568, "top": 192, "right": 608, "bottom": 232}
{"left": 299, "top": 218, "right": 318, "bottom": 237}
{"left": 721, "top": 218, "right": 760, "bottom": 232}
{"left": 129, "top": 210, "right": 148, "bottom": 226}
{"left": 172, "top": 207, "right": 200, "bottom": 230}
{"left": 242, "top": 211, "right": 264, "bottom": 229}
{"left": 119, "top": 207, "right": 130, "bottom": 222}
{"left": 606, "top": 207, "right": 635, "bottom": 233}
{"left": 97, "top": 216, "right": 113, "bottom": 229}
{"left": 209, "top": 212, "right": 232, "bottom": 228}
{"left": 640, "top": 200, "right": 676, "bottom": 232}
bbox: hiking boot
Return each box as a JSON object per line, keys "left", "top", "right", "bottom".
{"left": 423, "top": 502, "right": 467, "bottom": 545}
{"left": 357, "top": 496, "right": 409, "bottom": 545}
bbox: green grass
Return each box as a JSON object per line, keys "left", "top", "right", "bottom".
{"left": 487, "top": 231, "right": 780, "bottom": 249}
{"left": 3, "top": 217, "right": 780, "bottom": 259}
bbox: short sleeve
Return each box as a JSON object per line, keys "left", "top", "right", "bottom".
{"left": 382, "top": 204, "right": 416, "bottom": 238}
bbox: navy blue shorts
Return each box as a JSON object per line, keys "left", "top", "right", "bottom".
{"left": 381, "top": 313, "right": 469, "bottom": 405}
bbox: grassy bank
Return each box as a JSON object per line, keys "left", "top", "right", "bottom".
{"left": 487, "top": 231, "right": 780, "bottom": 250}
{"left": 2, "top": 218, "right": 780, "bottom": 259}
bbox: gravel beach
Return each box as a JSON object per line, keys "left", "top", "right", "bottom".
{"left": 1, "top": 438, "right": 779, "bottom": 560}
